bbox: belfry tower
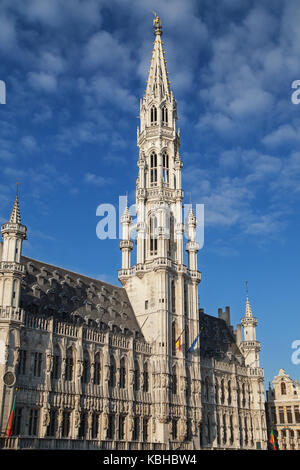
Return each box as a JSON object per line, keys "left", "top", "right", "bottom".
{"left": 119, "top": 15, "right": 202, "bottom": 443}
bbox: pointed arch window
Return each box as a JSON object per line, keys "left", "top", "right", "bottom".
{"left": 120, "top": 357, "right": 126, "bottom": 389}
{"left": 162, "top": 106, "right": 168, "bottom": 125}
{"left": 171, "top": 320, "right": 176, "bottom": 356}
{"left": 150, "top": 152, "right": 157, "bottom": 186}
{"left": 162, "top": 151, "right": 169, "bottom": 185}
{"left": 65, "top": 348, "right": 74, "bottom": 381}
{"left": 134, "top": 360, "right": 140, "bottom": 392}
{"left": 82, "top": 350, "right": 90, "bottom": 384}
{"left": 281, "top": 381, "right": 286, "bottom": 395}
{"left": 109, "top": 356, "right": 116, "bottom": 388}
{"left": 150, "top": 214, "right": 158, "bottom": 255}
{"left": 171, "top": 279, "right": 175, "bottom": 313}
{"left": 143, "top": 362, "right": 149, "bottom": 392}
{"left": 150, "top": 106, "right": 157, "bottom": 125}
{"left": 94, "top": 352, "right": 101, "bottom": 385}
{"left": 171, "top": 365, "right": 177, "bottom": 395}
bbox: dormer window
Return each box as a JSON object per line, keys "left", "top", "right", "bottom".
{"left": 150, "top": 106, "right": 157, "bottom": 125}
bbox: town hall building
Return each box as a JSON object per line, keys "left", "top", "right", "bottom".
{"left": 0, "top": 17, "right": 267, "bottom": 450}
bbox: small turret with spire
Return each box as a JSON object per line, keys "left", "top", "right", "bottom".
{"left": 0, "top": 184, "right": 27, "bottom": 310}
{"left": 241, "top": 282, "right": 261, "bottom": 367}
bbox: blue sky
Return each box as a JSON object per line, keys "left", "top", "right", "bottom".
{"left": 0, "top": 0, "right": 300, "bottom": 387}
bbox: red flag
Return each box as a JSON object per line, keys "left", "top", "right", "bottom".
{"left": 6, "top": 395, "right": 16, "bottom": 438}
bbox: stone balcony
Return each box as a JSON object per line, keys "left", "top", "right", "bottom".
{"left": 0, "top": 437, "right": 167, "bottom": 451}
{"left": 0, "top": 306, "right": 24, "bottom": 323}
{"left": 0, "top": 260, "right": 26, "bottom": 274}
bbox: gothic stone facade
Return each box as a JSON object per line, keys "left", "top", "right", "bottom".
{"left": 0, "top": 18, "right": 267, "bottom": 450}
{"left": 266, "top": 369, "right": 300, "bottom": 450}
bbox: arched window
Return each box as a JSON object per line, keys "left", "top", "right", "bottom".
{"left": 109, "top": 356, "right": 116, "bottom": 388}
{"left": 65, "top": 348, "right": 74, "bottom": 381}
{"left": 162, "top": 151, "right": 169, "bottom": 185}
{"left": 94, "top": 352, "right": 101, "bottom": 385}
{"left": 162, "top": 106, "right": 168, "bottom": 125}
{"left": 242, "top": 383, "right": 246, "bottom": 407}
{"left": 150, "top": 106, "right": 157, "bottom": 125}
{"left": 82, "top": 350, "right": 90, "bottom": 384}
{"left": 215, "top": 380, "right": 219, "bottom": 404}
{"left": 120, "top": 357, "right": 126, "bottom": 389}
{"left": 143, "top": 362, "right": 149, "bottom": 392}
{"left": 171, "top": 280, "right": 175, "bottom": 313}
{"left": 281, "top": 382, "right": 286, "bottom": 395}
{"left": 51, "top": 346, "right": 61, "bottom": 380}
{"left": 205, "top": 377, "right": 210, "bottom": 402}
{"left": 184, "top": 281, "right": 188, "bottom": 316}
{"left": 216, "top": 414, "right": 221, "bottom": 445}
{"left": 230, "top": 415, "right": 234, "bottom": 443}
{"left": 220, "top": 379, "right": 225, "bottom": 404}
{"left": 228, "top": 380, "right": 232, "bottom": 405}
{"left": 134, "top": 360, "right": 140, "bottom": 391}
{"left": 171, "top": 365, "right": 177, "bottom": 395}
{"left": 171, "top": 320, "right": 176, "bottom": 356}
{"left": 244, "top": 416, "right": 248, "bottom": 445}
{"left": 150, "top": 152, "right": 157, "bottom": 186}
{"left": 223, "top": 414, "right": 227, "bottom": 444}
{"left": 150, "top": 214, "right": 158, "bottom": 255}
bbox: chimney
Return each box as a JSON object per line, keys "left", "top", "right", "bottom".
{"left": 236, "top": 324, "right": 242, "bottom": 345}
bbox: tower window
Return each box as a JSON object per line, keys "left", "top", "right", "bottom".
{"left": 150, "top": 106, "right": 157, "bottom": 125}
{"left": 171, "top": 280, "right": 175, "bottom": 313}
{"left": 150, "top": 152, "right": 157, "bottom": 186}
{"left": 120, "top": 357, "right": 126, "bottom": 389}
{"left": 281, "top": 382, "right": 286, "bottom": 395}
{"left": 162, "top": 151, "right": 169, "bottom": 185}
{"left": 162, "top": 106, "right": 168, "bottom": 125}
{"left": 150, "top": 215, "right": 158, "bottom": 255}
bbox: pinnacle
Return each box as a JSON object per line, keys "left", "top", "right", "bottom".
{"left": 9, "top": 195, "right": 21, "bottom": 224}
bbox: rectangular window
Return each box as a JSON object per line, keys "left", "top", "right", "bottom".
{"left": 12, "top": 407, "right": 23, "bottom": 435}
{"left": 62, "top": 411, "right": 70, "bottom": 438}
{"left": 28, "top": 409, "right": 39, "bottom": 436}
{"left": 279, "top": 407, "right": 285, "bottom": 424}
{"left": 142, "top": 418, "right": 148, "bottom": 442}
{"left": 51, "top": 355, "right": 60, "bottom": 380}
{"left": 92, "top": 413, "right": 99, "bottom": 439}
{"left": 46, "top": 409, "right": 57, "bottom": 437}
{"left": 171, "top": 419, "right": 177, "bottom": 440}
{"left": 133, "top": 416, "right": 140, "bottom": 441}
{"left": 119, "top": 415, "right": 125, "bottom": 440}
{"left": 18, "top": 350, "right": 27, "bottom": 375}
{"left": 294, "top": 406, "right": 300, "bottom": 423}
{"left": 33, "top": 352, "right": 42, "bottom": 377}
{"left": 287, "top": 406, "right": 293, "bottom": 423}
{"left": 107, "top": 414, "right": 115, "bottom": 440}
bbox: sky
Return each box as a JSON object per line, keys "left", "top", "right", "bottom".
{"left": 0, "top": 0, "right": 300, "bottom": 387}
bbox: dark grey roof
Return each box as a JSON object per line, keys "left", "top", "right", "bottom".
{"left": 199, "top": 311, "right": 243, "bottom": 363}
{"left": 20, "top": 255, "right": 143, "bottom": 337}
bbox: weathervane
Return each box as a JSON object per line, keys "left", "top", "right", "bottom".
{"left": 153, "top": 11, "right": 162, "bottom": 32}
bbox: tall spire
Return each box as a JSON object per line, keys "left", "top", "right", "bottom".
{"left": 9, "top": 195, "right": 21, "bottom": 225}
{"left": 245, "top": 295, "right": 253, "bottom": 318}
{"left": 145, "top": 14, "right": 171, "bottom": 98}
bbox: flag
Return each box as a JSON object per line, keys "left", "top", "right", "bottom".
{"left": 6, "top": 395, "right": 16, "bottom": 438}
{"left": 269, "top": 429, "right": 277, "bottom": 450}
{"left": 176, "top": 335, "right": 181, "bottom": 351}
{"left": 188, "top": 333, "right": 200, "bottom": 353}
{"left": 175, "top": 329, "right": 184, "bottom": 351}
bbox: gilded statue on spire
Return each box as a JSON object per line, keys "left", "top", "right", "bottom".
{"left": 152, "top": 12, "right": 162, "bottom": 32}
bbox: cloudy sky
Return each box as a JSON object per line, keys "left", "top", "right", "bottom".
{"left": 1, "top": 0, "right": 300, "bottom": 385}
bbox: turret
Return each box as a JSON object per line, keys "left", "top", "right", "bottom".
{"left": 241, "top": 294, "right": 261, "bottom": 367}
{"left": 120, "top": 201, "right": 133, "bottom": 271}
{"left": 0, "top": 192, "right": 27, "bottom": 309}
{"left": 185, "top": 205, "right": 199, "bottom": 272}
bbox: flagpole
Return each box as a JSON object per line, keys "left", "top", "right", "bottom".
{"left": 5, "top": 386, "right": 18, "bottom": 439}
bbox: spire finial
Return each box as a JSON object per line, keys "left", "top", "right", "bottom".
{"left": 16, "top": 179, "right": 19, "bottom": 198}
{"left": 153, "top": 12, "right": 162, "bottom": 36}
{"left": 245, "top": 279, "right": 248, "bottom": 297}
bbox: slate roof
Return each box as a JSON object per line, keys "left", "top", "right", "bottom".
{"left": 19, "top": 254, "right": 143, "bottom": 338}
{"left": 199, "top": 311, "right": 243, "bottom": 364}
